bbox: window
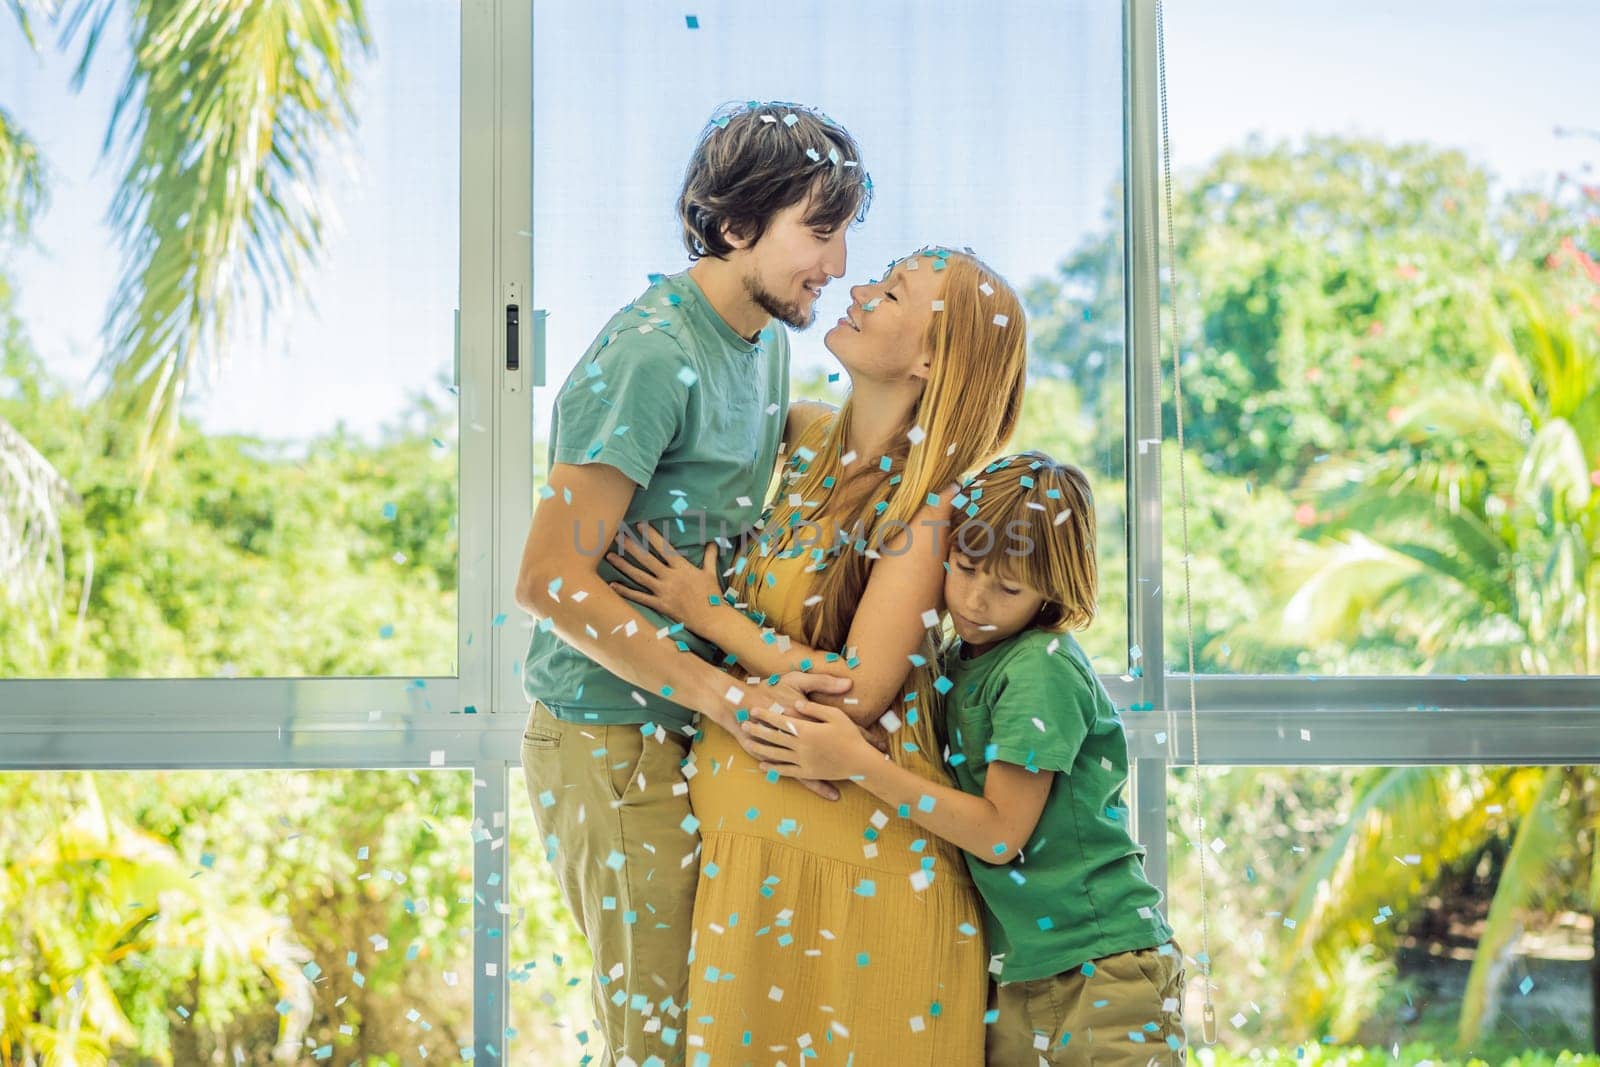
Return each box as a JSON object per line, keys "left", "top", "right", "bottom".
{"left": 1157, "top": 1, "right": 1599, "bottom": 677}
{"left": 530, "top": 0, "right": 1130, "bottom": 663}
{"left": 0, "top": 0, "right": 462, "bottom": 681}
{"left": 1167, "top": 765, "right": 1596, "bottom": 1058}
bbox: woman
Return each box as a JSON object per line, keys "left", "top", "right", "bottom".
{"left": 610, "top": 247, "right": 1028, "bottom": 1064}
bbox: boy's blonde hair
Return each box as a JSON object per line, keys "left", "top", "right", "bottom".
{"left": 948, "top": 451, "right": 1098, "bottom": 633}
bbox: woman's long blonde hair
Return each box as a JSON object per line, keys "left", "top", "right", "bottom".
{"left": 734, "top": 249, "right": 1028, "bottom": 761}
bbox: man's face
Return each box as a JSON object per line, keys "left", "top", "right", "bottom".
{"left": 735, "top": 191, "right": 849, "bottom": 330}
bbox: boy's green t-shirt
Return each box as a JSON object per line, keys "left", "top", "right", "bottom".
{"left": 943, "top": 628, "right": 1173, "bottom": 983}
{"left": 521, "top": 271, "right": 790, "bottom": 731}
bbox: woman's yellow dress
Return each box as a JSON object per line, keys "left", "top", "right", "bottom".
{"left": 684, "top": 521, "right": 987, "bottom": 1065}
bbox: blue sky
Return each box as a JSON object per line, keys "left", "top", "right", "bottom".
{"left": 1, "top": 1, "right": 1593, "bottom": 444}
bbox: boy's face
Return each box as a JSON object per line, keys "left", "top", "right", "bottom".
{"left": 945, "top": 549, "right": 1049, "bottom": 654}
{"left": 730, "top": 187, "right": 848, "bottom": 329}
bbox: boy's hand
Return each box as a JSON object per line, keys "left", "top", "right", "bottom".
{"left": 608, "top": 525, "right": 726, "bottom": 633}
{"left": 742, "top": 698, "right": 883, "bottom": 781}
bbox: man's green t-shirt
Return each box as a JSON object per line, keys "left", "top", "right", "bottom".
{"left": 943, "top": 628, "right": 1173, "bottom": 983}
{"left": 522, "top": 271, "right": 790, "bottom": 731}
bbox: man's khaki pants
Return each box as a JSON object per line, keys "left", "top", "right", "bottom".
{"left": 986, "top": 942, "right": 1187, "bottom": 1065}
{"left": 521, "top": 702, "right": 698, "bottom": 1067}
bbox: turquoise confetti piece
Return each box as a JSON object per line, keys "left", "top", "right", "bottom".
{"left": 677, "top": 366, "right": 699, "bottom": 387}
{"left": 382, "top": 502, "right": 397, "bottom": 520}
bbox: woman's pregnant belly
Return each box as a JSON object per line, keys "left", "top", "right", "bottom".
{"left": 689, "top": 715, "right": 973, "bottom": 883}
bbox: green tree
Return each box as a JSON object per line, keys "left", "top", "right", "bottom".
{"left": 1029, "top": 137, "right": 1598, "bottom": 492}
{"left": 1275, "top": 271, "right": 1599, "bottom": 1048}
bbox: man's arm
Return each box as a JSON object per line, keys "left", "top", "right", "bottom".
{"left": 667, "top": 487, "right": 956, "bottom": 727}
{"left": 515, "top": 461, "right": 771, "bottom": 733}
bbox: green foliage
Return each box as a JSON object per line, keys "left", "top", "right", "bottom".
{"left": 1200, "top": 1044, "right": 1600, "bottom": 1067}
{"left": 0, "top": 768, "right": 594, "bottom": 1064}
{"left": 0, "top": 341, "right": 460, "bottom": 679}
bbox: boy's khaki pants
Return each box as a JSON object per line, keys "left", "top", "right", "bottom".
{"left": 521, "top": 702, "right": 698, "bottom": 1067}
{"left": 986, "top": 942, "right": 1187, "bottom": 1065}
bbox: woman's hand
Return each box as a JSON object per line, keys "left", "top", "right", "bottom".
{"left": 742, "top": 698, "right": 886, "bottom": 781}
{"left": 607, "top": 524, "right": 725, "bottom": 634}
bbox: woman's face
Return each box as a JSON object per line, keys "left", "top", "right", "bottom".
{"left": 822, "top": 254, "right": 945, "bottom": 384}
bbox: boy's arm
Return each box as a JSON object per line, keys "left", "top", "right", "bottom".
{"left": 741, "top": 701, "right": 1053, "bottom": 865}
{"left": 854, "top": 756, "right": 1054, "bottom": 866}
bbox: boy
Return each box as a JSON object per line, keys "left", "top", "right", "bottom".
{"left": 739, "top": 453, "right": 1186, "bottom": 1064}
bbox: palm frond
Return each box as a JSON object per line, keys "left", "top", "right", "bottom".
{"left": 1285, "top": 766, "right": 1444, "bottom": 960}
{"left": 0, "top": 105, "right": 48, "bottom": 238}
{"left": 1279, "top": 533, "right": 1422, "bottom": 644}
{"left": 1456, "top": 767, "right": 1572, "bottom": 1047}
{"left": 4, "top": 0, "right": 54, "bottom": 48}
{"left": 1516, "top": 416, "right": 1592, "bottom": 514}
{"left": 0, "top": 414, "right": 78, "bottom": 617}
{"left": 54, "top": 0, "right": 373, "bottom": 479}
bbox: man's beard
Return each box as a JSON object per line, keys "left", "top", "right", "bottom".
{"left": 744, "top": 273, "right": 814, "bottom": 330}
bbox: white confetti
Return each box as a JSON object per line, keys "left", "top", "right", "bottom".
{"left": 992, "top": 313, "right": 1009, "bottom": 327}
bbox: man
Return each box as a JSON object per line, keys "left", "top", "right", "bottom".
{"left": 513, "top": 101, "right": 871, "bottom": 1067}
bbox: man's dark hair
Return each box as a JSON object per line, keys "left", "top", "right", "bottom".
{"left": 677, "top": 101, "right": 872, "bottom": 261}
